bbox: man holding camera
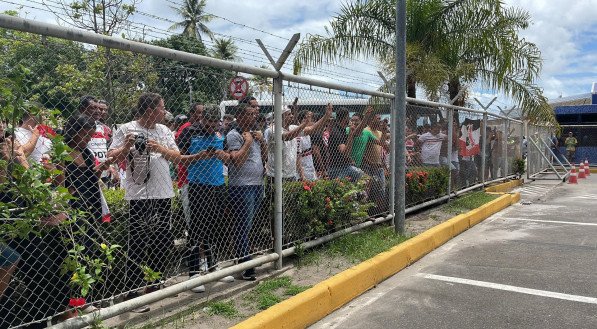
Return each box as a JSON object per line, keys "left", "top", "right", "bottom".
{"left": 108, "top": 92, "right": 179, "bottom": 312}
{"left": 177, "top": 105, "right": 235, "bottom": 291}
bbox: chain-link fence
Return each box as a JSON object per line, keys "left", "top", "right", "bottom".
{"left": 0, "top": 15, "right": 550, "bottom": 329}
{"left": 559, "top": 125, "right": 597, "bottom": 165}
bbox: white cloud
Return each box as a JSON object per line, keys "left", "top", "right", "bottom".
{"left": 2, "top": 0, "right": 595, "bottom": 108}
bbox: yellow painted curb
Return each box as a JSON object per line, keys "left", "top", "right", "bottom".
{"left": 231, "top": 193, "right": 519, "bottom": 329}
{"left": 484, "top": 179, "right": 523, "bottom": 193}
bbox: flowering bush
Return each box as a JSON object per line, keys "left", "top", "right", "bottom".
{"left": 405, "top": 166, "right": 450, "bottom": 206}
{"left": 283, "top": 177, "right": 374, "bottom": 241}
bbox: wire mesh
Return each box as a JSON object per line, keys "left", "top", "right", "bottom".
{"left": 0, "top": 20, "right": 551, "bottom": 329}
{"left": 558, "top": 125, "right": 597, "bottom": 165}
{"left": 454, "top": 109, "right": 484, "bottom": 190}
{"left": 404, "top": 102, "right": 450, "bottom": 207}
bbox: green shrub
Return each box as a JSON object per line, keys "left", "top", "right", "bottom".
{"left": 282, "top": 177, "right": 374, "bottom": 240}
{"left": 405, "top": 166, "right": 450, "bottom": 205}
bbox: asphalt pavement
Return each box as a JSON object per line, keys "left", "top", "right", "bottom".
{"left": 311, "top": 176, "right": 597, "bottom": 329}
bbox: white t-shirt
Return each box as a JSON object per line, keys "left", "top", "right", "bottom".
{"left": 88, "top": 123, "right": 110, "bottom": 177}
{"left": 14, "top": 127, "right": 53, "bottom": 164}
{"left": 265, "top": 125, "right": 299, "bottom": 179}
{"left": 418, "top": 132, "right": 446, "bottom": 165}
{"left": 296, "top": 132, "right": 317, "bottom": 180}
{"left": 109, "top": 121, "right": 178, "bottom": 200}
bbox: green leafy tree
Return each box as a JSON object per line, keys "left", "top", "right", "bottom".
{"left": 294, "top": 0, "right": 555, "bottom": 124}
{"left": 152, "top": 34, "right": 234, "bottom": 113}
{"left": 169, "top": 0, "right": 215, "bottom": 42}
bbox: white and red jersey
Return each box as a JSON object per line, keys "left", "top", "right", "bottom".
{"left": 88, "top": 123, "right": 111, "bottom": 176}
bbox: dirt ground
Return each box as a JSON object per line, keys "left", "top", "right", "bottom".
{"left": 122, "top": 205, "right": 460, "bottom": 329}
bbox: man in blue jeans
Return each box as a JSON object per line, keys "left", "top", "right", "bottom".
{"left": 226, "top": 103, "right": 267, "bottom": 280}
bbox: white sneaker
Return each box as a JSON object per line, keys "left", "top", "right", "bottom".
{"left": 189, "top": 274, "right": 206, "bottom": 293}
{"left": 218, "top": 275, "right": 235, "bottom": 283}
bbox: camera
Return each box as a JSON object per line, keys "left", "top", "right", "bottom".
{"left": 134, "top": 133, "right": 147, "bottom": 153}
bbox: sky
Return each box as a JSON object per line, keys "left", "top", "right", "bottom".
{"left": 1, "top": 0, "right": 596, "bottom": 114}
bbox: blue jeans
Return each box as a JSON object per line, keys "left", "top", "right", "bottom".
{"left": 328, "top": 165, "right": 364, "bottom": 181}
{"left": 229, "top": 185, "right": 264, "bottom": 262}
{"left": 0, "top": 244, "right": 19, "bottom": 267}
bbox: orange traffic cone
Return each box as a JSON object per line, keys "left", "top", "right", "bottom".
{"left": 585, "top": 159, "right": 590, "bottom": 176}
{"left": 579, "top": 163, "right": 586, "bottom": 179}
{"left": 569, "top": 165, "right": 578, "bottom": 184}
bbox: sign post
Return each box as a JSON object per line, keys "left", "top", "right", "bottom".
{"left": 229, "top": 76, "right": 249, "bottom": 100}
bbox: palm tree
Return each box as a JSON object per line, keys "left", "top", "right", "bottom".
{"left": 294, "top": 0, "right": 555, "bottom": 124}
{"left": 212, "top": 37, "right": 239, "bottom": 61}
{"left": 168, "top": 0, "right": 215, "bottom": 42}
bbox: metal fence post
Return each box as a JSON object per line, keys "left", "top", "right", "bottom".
{"left": 503, "top": 119, "right": 509, "bottom": 177}
{"left": 481, "top": 112, "right": 488, "bottom": 184}
{"left": 389, "top": 98, "right": 396, "bottom": 220}
{"left": 394, "top": 0, "right": 407, "bottom": 234}
{"left": 447, "top": 108, "right": 454, "bottom": 195}
{"left": 273, "top": 76, "right": 283, "bottom": 270}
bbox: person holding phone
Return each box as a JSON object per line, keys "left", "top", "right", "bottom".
{"left": 177, "top": 105, "right": 235, "bottom": 292}
{"left": 226, "top": 103, "right": 267, "bottom": 281}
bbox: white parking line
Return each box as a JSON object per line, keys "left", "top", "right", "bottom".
{"left": 507, "top": 218, "right": 597, "bottom": 226}
{"left": 421, "top": 273, "right": 597, "bottom": 305}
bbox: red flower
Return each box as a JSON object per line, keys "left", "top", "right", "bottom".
{"left": 69, "top": 297, "right": 86, "bottom": 307}
{"left": 327, "top": 220, "right": 333, "bottom": 225}
{"left": 303, "top": 184, "right": 311, "bottom": 191}
{"left": 406, "top": 173, "right": 413, "bottom": 179}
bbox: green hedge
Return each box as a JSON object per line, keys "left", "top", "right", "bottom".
{"left": 405, "top": 166, "right": 450, "bottom": 206}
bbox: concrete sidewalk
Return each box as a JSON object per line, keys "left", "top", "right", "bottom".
{"left": 311, "top": 176, "right": 597, "bottom": 329}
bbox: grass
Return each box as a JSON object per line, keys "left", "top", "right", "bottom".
{"left": 298, "top": 226, "right": 410, "bottom": 266}
{"left": 443, "top": 191, "right": 498, "bottom": 214}
{"left": 244, "top": 276, "right": 311, "bottom": 310}
{"left": 204, "top": 301, "right": 239, "bottom": 318}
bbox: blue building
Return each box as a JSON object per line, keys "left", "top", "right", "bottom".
{"left": 552, "top": 84, "right": 597, "bottom": 165}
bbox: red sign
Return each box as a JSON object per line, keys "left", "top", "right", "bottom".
{"left": 229, "top": 76, "right": 250, "bottom": 100}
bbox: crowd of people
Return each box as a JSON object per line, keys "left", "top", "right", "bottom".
{"left": 0, "top": 92, "right": 523, "bottom": 327}
{"left": 0, "top": 92, "right": 396, "bottom": 326}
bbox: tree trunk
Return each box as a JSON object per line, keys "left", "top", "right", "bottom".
{"left": 407, "top": 74, "right": 416, "bottom": 98}
{"left": 448, "top": 79, "right": 464, "bottom": 107}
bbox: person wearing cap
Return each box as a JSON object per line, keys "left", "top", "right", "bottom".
{"left": 565, "top": 132, "right": 578, "bottom": 163}
{"left": 177, "top": 104, "right": 235, "bottom": 291}
{"left": 264, "top": 105, "right": 310, "bottom": 182}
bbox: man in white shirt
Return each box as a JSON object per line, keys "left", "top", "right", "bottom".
{"left": 14, "top": 111, "right": 53, "bottom": 164}
{"left": 108, "top": 92, "right": 180, "bottom": 313}
{"left": 295, "top": 108, "right": 332, "bottom": 181}
{"left": 418, "top": 123, "right": 446, "bottom": 167}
